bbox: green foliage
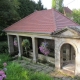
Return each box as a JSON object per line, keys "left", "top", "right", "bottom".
{"left": 74, "top": 76, "right": 80, "bottom": 80}
{"left": 0, "top": 0, "right": 45, "bottom": 41}
{"left": 18, "top": 0, "right": 34, "bottom": 18}
{"left": 22, "top": 39, "right": 30, "bottom": 48}
{"left": 0, "top": 53, "right": 10, "bottom": 69}
{"left": 5, "top": 62, "right": 53, "bottom": 80}
{"left": 18, "top": 0, "right": 45, "bottom": 18}
{"left": 0, "top": 42, "right": 8, "bottom": 53}
{"left": 0, "top": 0, "right": 20, "bottom": 40}
{"left": 52, "top": 0, "right": 64, "bottom": 13}
{"left": 58, "top": 0, "right": 64, "bottom": 13}
{"left": 10, "top": 0, "right": 20, "bottom": 10}
{"left": 72, "top": 9, "right": 80, "bottom": 24}
{"left": 0, "top": 54, "right": 53, "bottom": 80}
{"left": 6, "top": 62, "right": 29, "bottom": 80}
{"left": 29, "top": 72, "right": 53, "bottom": 80}
{"left": 52, "top": 0, "right": 56, "bottom": 9}
{"left": 36, "top": 0, "right": 44, "bottom": 10}
{"left": 22, "top": 39, "right": 30, "bottom": 56}
{"left": 0, "top": 0, "right": 20, "bottom": 28}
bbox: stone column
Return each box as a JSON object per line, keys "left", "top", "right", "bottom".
{"left": 17, "top": 35, "right": 23, "bottom": 57}
{"left": 7, "top": 35, "right": 14, "bottom": 54}
{"left": 32, "top": 37, "right": 38, "bottom": 63}
{"left": 60, "top": 48, "right": 63, "bottom": 68}
{"left": 75, "top": 44, "right": 80, "bottom": 75}
{"left": 71, "top": 47, "right": 75, "bottom": 60}
{"left": 75, "top": 52, "right": 80, "bottom": 75}
{"left": 55, "top": 39, "right": 61, "bottom": 69}
{"left": 66, "top": 45, "right": 70, "bottom": 62}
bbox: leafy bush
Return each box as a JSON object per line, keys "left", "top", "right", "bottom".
{"left": 6, "top": 62, "right": 30, "bottom": 80}
{"left": 29, "top": 72, "right": 53, "bottom": 80}
{"left": 0, "top": 42, "right": 8, "bottom": 53}
{"left": 5, "top": 62, "right": 53, "bottom": 80}
{"left": 0, "top": 53, "right": 10, "bottom": 69}
{"left": 74, "top": 76, "right": 80, "bottom": 80}
{"left": 0, "top": 53, "right": 53, "bottom": 80}
{"left": 22, "top": 39, "right": 30, "bottom": 56}
{"left": 22, "top": 39, "right": 30, "bottom": 48}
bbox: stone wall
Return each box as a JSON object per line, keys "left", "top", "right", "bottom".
{"left": 55, "top": 37, "right": 80, "bottom": 75}
{"left": 30, "top": 52, "right": 55, "bottom": 64}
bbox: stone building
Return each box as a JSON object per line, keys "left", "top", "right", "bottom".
{"left": 4, "top": 9, "right": 80, "bottom": 75}
{"left": 63, "top": 7, "right": 73, "bottom": 19}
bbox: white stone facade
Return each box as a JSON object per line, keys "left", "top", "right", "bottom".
{"left": 7, "top": 27, "right": 80, "bottom": 75}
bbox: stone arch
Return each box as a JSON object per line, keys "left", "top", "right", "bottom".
{"left": 58, "top": 41, "right": 78, "bottom": 56}
{"left": 58, "top": 41, "right": 78, "bottom": 73}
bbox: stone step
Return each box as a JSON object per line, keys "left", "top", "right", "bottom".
{"left": 62, "top": 64, "right": 75, "bottom": 73}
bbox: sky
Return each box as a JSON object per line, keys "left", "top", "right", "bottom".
{"left": 33, "top": 0, "right": 80, "bottom": 10}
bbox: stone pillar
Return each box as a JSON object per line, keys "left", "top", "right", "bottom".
{"left": 32, "top": 37, "right": 38, "bottom": 63}
{"left": 75, "top": 44, "right": 80, "bottom": 75}
{"left": 7, "top": 35, "right": 14, "bottom": 54}
{"left": 55, "top": 40, "right": 61, "bottom": 69}
{"left": 75, "top": 52, "right": 80, "bottom": 75}
{"left": 60, "top": 48, "right": 63, "bottom": 68}
{"left": 71, "top": 47, "right": 75, "bottom": 60}
{"left": 17, "top": 35, "right": 23, "bottom": 57}
{"left": 66, "top": 45, "right": 70, "bottom": 62}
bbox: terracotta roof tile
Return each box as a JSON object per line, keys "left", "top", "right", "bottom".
{"left": 54, "top": 9, "right": 79, "bottom": 30}
{"left": 4, "top": 9, "right": 79, "bottom": 34}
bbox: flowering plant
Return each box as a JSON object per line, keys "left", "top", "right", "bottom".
{"left": 3, "top": 62, "right": 7, "bottom": 67}
{"left": 0, "top": 70, "right": 6, "bottom": 80}
{"left": 39, "top": 41, "right": 49, "bottom": 55}
{"left": 3, "top": 62, "right": 7, "bottom": 71}
{"left": 22, "top": 39, "right": 30, "bottom": 56}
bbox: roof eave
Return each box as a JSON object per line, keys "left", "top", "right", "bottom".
{"left": 4, "top": 30, "right": 52, "bottom": 35}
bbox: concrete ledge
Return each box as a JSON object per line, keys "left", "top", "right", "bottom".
{"left": 29, "top": 52, "right": 55, "bottom": 64}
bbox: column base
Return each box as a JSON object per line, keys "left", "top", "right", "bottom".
{"left": 33, "top": 59, "right": 37, "bottom": 63}
{"left": 18, "top": 53, "right": 21, "bottom": 57}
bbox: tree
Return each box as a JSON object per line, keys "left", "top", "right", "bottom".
{"left": 0, "top": 0, "right": 45, "bottom": 41}
{"left": 52, "top": 0, "right": 64, "bottom": 13}
{"left": 18, "top": 0, "right": 35, "bottom": 18}
{"left": 10, "top": 0, "right": 20, "bottom": 10}
{"left": 18, "top": 0, "right": 45, "bottom": 18}
{"left": 72, "top": 9, "right": 80, "bottom": 24}
{"left": 36, "top": 0, "right": 44, "bottom": 10}
{"left": 0, "top": 0, "right": 20, "bottom": 41}
{"left": 0, "top": 0, "right": 20, "bottom": 29}
{"left": 52, "top": 0, "right": 56, "bottom": 9}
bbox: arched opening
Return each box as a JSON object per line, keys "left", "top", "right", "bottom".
{"left": 60, "top": 43, "right": 75, "bottom": 73}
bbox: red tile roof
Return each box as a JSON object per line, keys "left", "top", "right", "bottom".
{"left": 4, "top": 9, "right": 79, "bottom": 34}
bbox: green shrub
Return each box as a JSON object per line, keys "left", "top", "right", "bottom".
{"left": 22, "top": 39, "right": 30, "bottom": 56}
{"left": 5, "top": 62, "right": 53, "bottom": 80}
{"left": 0, "top": 41, "right": 8, "bottom": 53}
{"left": 29, "top": 72, "right": 53, "bottom": 80}
{"left": 0, "top": 53, "right": 10, "bottom": 69}
{"left": 6, "top": 62, "right": 30, "bottom": 80}
{"left": 0, "top": 53, "right": 10, "bottom": 62}
{"left": 74, "top": 76, "right": 80, "bottom": 80}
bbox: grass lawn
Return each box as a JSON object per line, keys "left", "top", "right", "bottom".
{"left": 0, "top": 53, "right": 53, "bottom": 80}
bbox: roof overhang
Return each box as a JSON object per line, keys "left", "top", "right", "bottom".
{"left": 51, "top": 26, "right": 80, "bottom": 38}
